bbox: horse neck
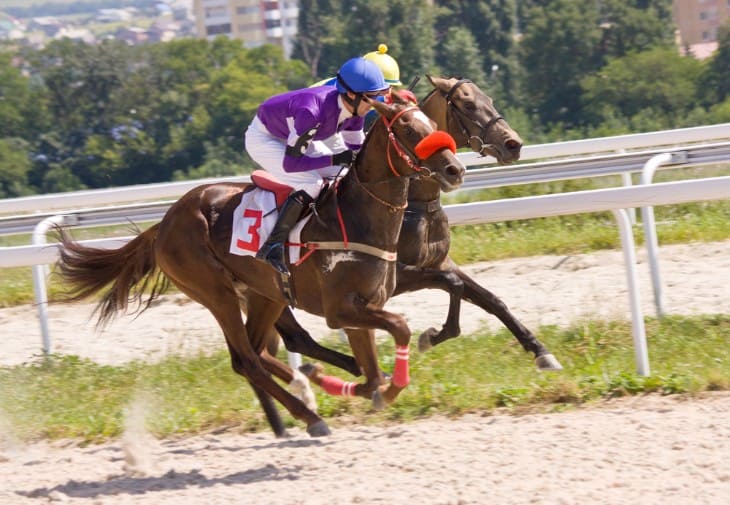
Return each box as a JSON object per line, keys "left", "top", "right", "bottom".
{"left": 407, "top": 177, "right": 442, "bottom": 204}
{"left": 331, "top": 124, "right": 410, "bottom": 247}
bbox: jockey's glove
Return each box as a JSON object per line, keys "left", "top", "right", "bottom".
{"left": 332, "top": 149, "right": 355, "bottom": 166}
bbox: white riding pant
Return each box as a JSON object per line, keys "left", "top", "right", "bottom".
{"left": 245, "top": 116, "right": 346, "bottom": 198}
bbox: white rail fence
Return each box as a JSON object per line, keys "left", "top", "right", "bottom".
{"left": 1, "top": 123, "right": 729, "bottom": 375}
{"left": 2, "top": 123, "right": 729, "bottom": 216}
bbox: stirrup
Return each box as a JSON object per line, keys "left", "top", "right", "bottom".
{"left": 256, "top": 243, "right": 289, "bottom": 276}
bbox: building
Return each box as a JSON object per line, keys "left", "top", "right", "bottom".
{"left": 192, "top": 0, "right": 298, "bottom": 57}
{"left": 673, "top": 0, "right": 730, "bottom": 57}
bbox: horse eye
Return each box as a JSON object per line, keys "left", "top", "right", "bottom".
{"left": 404, "top": 126, "right": 415, "bottom": 136}
{"left": 464, "top": 102, "right": 477, "bottom": 111}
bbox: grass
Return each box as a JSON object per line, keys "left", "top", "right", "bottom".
{"left": 0, "top": 314, "right": 728, "bottom": 443}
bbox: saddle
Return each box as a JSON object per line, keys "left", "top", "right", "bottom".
{"left": 229, "top": 170, "right": 328, "bottom": 258}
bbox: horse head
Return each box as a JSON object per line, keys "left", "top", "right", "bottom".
{"left": 365, "top": 95, "right": 465, "bottom": 193}
{"left": 423, "top": 75, "right": 523, "bottom": 164}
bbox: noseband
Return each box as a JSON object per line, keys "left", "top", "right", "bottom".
{"left": 443, "top": 78, "right": 504, "bottom": 155}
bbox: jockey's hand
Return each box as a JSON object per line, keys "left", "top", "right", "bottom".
{"left": 332, "top": 150, "right": 355, "bottom": 166}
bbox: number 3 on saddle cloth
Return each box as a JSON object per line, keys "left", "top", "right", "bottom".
{"left": 228, "top": 170, "right": 310, "bottom": 266}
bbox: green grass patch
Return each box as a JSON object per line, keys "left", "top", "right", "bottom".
{"left": 1, "top": 314, "right": 728, "bottom": 443}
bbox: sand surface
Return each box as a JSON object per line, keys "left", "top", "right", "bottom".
{"left": 1, "top": 240, "right": 729, "bottom": 504}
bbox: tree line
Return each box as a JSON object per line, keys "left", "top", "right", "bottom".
{"left": 1, "top": 0, "right": 729, "bottom": 197}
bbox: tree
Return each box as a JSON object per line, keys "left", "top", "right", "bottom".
{"left": 291, "top": 0, "right": 346, "bottom": 77}
{"left": 597, "top": 0, "right": 676, "bottom": 59}
{"left": 697, "top": 21, "right": 730, "bottom": 106}
{"left": 0, "top": 54, "right": 38, "bottom": 140}
{"left": 437, "top": 26, "right": 488, "bottom": 85}
{"left": 0, "top": 138, "right": 33, "bottom": 197}
{"left": 434, "top": 0, "right": 519, "bottom": 102}
{"left": 581, "top": 47, "right": 703, "bottom": 129}
{"left": 519, "top": 0, "right": 603, "bottom": 127}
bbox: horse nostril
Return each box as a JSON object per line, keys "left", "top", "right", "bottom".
{"left": 447, "top": 165, "right": 465, "bottom": 179}
{"left": 506, "top": 138, "right": 522, "bottom": 152}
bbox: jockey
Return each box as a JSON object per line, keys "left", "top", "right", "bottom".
{"left": 244, "top": 57, "right": 390, "bottom": 277}
{"left": 311, "top": 43, "right": 418, "bottom": 126}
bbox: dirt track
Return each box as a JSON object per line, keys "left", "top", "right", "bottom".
{"left": 1, "top": 240, "right": 729, "bottom": 503}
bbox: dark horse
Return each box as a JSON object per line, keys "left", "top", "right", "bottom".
{"left": 272, "top": 76, "right": 562, "bottom": 378}
{"left": 54, "top": 97, "right": 465, "bottom": 437}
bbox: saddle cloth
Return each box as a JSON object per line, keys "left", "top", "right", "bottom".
{"left": 228, "top": 171, "right": 311, "bottom": 264}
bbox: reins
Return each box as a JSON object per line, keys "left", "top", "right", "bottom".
{"left": 381, "top": 106, "right": 432, "bottom": 178}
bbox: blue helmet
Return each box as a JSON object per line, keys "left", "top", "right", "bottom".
{"left": 336, "top": 57, "right": 389, "bottom": 94}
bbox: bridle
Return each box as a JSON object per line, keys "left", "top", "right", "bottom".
{"left": 442, "top": 78, "right": 504, "bottom": 155}
{"left": 380, "top": 106, "right": 456, "bottom": 178}
{"left": 349, "top": 104, "right": 456, "bottom": 212}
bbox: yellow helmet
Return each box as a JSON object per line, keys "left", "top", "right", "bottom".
{"left": 362, "top": 44, "right": 401, "bottom": 86}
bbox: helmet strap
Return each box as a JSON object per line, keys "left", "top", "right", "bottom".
{"left": 337, "top": 72, "right": 365, "bottom": 117}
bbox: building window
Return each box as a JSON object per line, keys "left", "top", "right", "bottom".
{"left": 205, "top": 6, "right": 227, "bottom": 18}
{"left": 206, "top": 23, "right": 231, "bottom": 35}
{"left": 265, "top": 19, "right": 281, "bottom": 28}
{"left": 263, "top": 1, "right": 279, "bottom": 10}
{"left": 236, "top": 6, "right": 260, "bottom": 15}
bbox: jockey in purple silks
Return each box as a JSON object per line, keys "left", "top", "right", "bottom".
{"left": 244, "top": 57, "right": 390, "bottom": 277}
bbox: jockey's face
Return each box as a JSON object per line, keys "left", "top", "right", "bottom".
{"left": 347, "top": 88, "right": 391, "bottom": 116}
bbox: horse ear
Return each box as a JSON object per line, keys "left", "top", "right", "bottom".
{"left": 369, "top": 97, "right": 394, "bottom": 119}
{"left": 426, "top": 75, "right": 450, "bottom": 93}
{"left": 389, "top": 90, "right": 407, "bottom": 105}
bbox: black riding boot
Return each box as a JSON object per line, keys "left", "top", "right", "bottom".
{"left": 256, "top": 189, "right": 312, "bottom": 276}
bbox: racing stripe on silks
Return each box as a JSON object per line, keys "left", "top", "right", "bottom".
{"left": 392, "top": 345, "right": 410, "bottom": 388}
{"left": 320, "top": 375, "right": 357, "bottom": 396}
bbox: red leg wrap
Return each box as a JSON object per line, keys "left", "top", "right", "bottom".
{"left": 320, "top": 375, "right": 357, "bottom": 396}
{"left": 392, "top": 345, "right": 410, "bottom": 388}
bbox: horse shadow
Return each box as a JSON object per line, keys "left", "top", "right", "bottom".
{"left": 17, "top": 436, "right": 334, "bottom": 500}
{"left": 17, "top": 463, "right": 303, "bottom": 499}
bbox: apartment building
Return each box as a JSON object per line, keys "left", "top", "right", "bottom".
{"left": 192, "top": 0, "right": 298, "bottom": 57}
{"left": 674, "top": 0, "right": 730, "bottom": 54}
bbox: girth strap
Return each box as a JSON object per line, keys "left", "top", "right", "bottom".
{"left": 292, "top": 240, "right": 397, "bottom": 266}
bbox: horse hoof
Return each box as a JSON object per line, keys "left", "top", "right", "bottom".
{"left": 372, "top": 390, "right": 388, "bottom": 411}
{"left": 535, "top": 353, "right": 563, "bottom": 371}
{"left": 417, "top": 328, "right": 437, "bottom": 353}
{"left": 307, "top": 420, "right": 331, "bottom": 437}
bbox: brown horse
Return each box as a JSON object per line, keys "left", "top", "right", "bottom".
{"left": 273, "top": 76, "right": 562, "bottom": 375}
{"left": 54, "top": 97, "right": 465, "bottom": 438}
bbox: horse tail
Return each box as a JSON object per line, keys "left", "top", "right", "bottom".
{"left": 55, "top": 224, "right": 169, "bottom": 328}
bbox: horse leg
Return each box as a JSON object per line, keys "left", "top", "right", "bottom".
{"left": 451, "top": 266, "right": 563, "bottom": 371}
{"left": 394, "top": 265, "right": 463, "bottom": 353}
{"left": 313, "top": 295, "right": 412, "bottom": 410}
{"left": 275, "top": 307, "right": 361, "bottom": 377}
{"left": 244, "top": 293, "right": 319, "bottom": 413}
{"left": 156, "top": 256, "right": 329, "bottom": 436}
{"left": 228, "top": 339, "right": 287, "bottom": 438}
{"left": 301, "top": 327, "right": 383, "bottom": 398}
